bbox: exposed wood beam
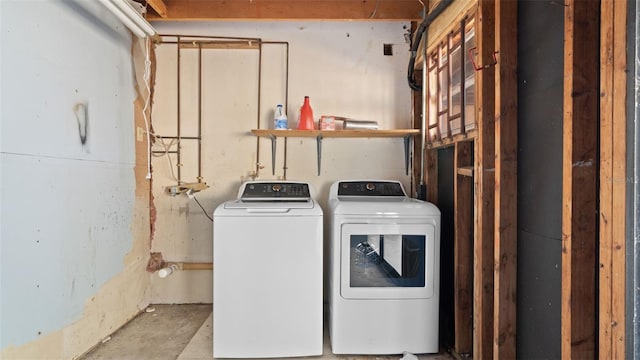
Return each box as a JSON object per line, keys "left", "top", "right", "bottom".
{"left": 473, "top": 0, "right": 495, "bottom": 359}
{"left": 493, "top": 0, "right": 517, "bottom": 358}
{"left": 454, "top": 140, "right": 473, "bottom": 355}
{"left": 599, "top": 0, "right": 628, "bottom": 358}
{"left": 146, "top": 0, "right": 423, "bottom": 21}
{"left": 561, "top": 0, "right": 599, "bottom": 358}
{"left": 147, "top": 0, "right": 168, "bottom": 18}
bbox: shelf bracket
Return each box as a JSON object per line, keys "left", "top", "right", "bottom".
{"left": 316, "top": 135, "right": 323, "bottom": 176}
{"left": 269, "top": 135, "right": 277, "bottom": 175}
{"left": 404, "top": 135, "right": 412, "bottom": 175}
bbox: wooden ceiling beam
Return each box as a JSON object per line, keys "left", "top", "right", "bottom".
{"left": 146, "top": 0, "right": 423, "bottom": 21}
{"left": 147, "top": 0, "right": 168, "bottom": 18}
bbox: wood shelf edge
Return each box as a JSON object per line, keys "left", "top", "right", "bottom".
{"left": 250, "top": 129, "right": 421, "bottom": 138}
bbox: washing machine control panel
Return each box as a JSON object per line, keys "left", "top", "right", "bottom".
{"left": 240, "top": 182, "right": 311, "bottom": 201}
{"left": 337, "top": 181, "right": 406, "bottom": 197}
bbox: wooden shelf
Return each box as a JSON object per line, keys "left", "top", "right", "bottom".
{"left": 250, "top": 129, "right": 420, "bottom": 175}
{"left": 251, "top": 129, "right": 420, "bottom": 138}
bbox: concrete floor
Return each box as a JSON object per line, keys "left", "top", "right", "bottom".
{"left": 81, "top": 304, "right": 454, "bottom": 360}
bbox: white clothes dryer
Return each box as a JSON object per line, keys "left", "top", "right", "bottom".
{"left": 328, "top": 180, "right": 441, "bottom": 355}
{"left": 213, "top": 181, "right": 323, "bottom": 358}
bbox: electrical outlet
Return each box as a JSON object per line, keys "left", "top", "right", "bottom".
{"left": 137, "top": 126, "right": 144, "bottom": 142}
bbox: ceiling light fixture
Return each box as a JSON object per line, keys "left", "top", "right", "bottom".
{"left": 98, "top": 0, "right": 157, "bottom": 38}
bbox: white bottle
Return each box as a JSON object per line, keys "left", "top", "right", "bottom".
{"left": 274, "top": 104, "right": 288, "bottom": 130}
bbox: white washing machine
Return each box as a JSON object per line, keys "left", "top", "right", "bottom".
{"left": 328, "top": 180, "right": 441, "bottom": 355}
{"left": 213, "top": 181, "right": 323, "bottom": 358}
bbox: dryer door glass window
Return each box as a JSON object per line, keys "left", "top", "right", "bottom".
{"left": 340, "top": 223, "right": 437, "bottom": 300}
{"left": 350, "top": 234, "right": 425, "bottom": 288}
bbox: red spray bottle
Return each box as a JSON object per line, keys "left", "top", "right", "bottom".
{"left": 297, "top": 96, "right": 316, "bottom": 130}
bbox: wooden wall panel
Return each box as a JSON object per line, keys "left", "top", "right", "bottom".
{"left": 599, "top": 0, "right": 628, "bottom": 358}
{"left": 473, "top": 1, "right": 495, "bottom": 358}
{"left": 493, "top": 0, "right": 517, "bottom": 358}
{"left": 561, "top": 0, "right": 599, "bottom": 358}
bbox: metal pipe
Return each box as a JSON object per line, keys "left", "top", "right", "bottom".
{"left": 97, "top": 0, "right": 146, "bottom": 38}
{"left": 284, "top": 42, "right": 290, "bottom": 179}
{"left": 156, "top": 136, "right": 200, "bottom": 140}
{"left": 181, "top": 262, "right": 213, "bottom": 270}
{"left": 109, "top": 0, "right": 156, "bottom": 36}
{"left": 256, "top": 41, "right": 263, "bottom": 178}
{"left": 158, "top": 36, "right": 290, "bottom": 181}
{"left": 157, "top": 262, "right": 214, "bottom": 278}
{"left": 420, "top": 14, "right": 428, "bottom": 191}
{"left": 159, "top": 34, "right": 262, "bottom": 42}
{"left": 260, "top": 41, "right": 291, "bottom": 179}
{"left": 197, "top": 43, "right": 203, "bottom": 183}
{"left": 411, "top": 0, "right": 453, "bottom": 199}
{"left": 176, "top": 35, "right": 182, "bottom": 183}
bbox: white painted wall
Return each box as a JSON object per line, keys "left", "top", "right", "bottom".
{"left": 149, "top": 21, "right": 415, "bottom": 303}
{"left": 1, "top": 1, "right": 149, "bottom": 358}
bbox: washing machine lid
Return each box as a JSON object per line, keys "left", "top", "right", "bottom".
{"left": 223, "top": 199, "right": 315, "bottom": 210}
{"left": 237, "top": 181, "right": 313, "bottom": 201}
{"left": 217, "top": 181, "right": 319, "bottom": 211}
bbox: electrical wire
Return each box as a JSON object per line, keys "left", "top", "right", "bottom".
{"left": 151, "top": 134, "right": 181, "bottom": 183}
{"left": 192, "top": 195, "right": 214, "bottom": 222}
{"left": 407, "top": 0, "right": 453, "bottom": 91}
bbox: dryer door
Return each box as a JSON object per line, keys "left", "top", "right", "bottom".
{"left": 340, "top": 223, "right": 437, "bottom": 300}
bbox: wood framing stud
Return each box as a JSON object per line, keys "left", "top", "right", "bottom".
{"left": 562, "top": 0, "right": 599, "bottom": 358}
{"left": 599, "top": 0, "right": 628, "bottom": 358}
{"left": 454, "top": 140, "right": 474, "bottom": 355}
{"left": 493, "top": 0, "right": 517, "bottom": 358}
{"left": 473, "top": 1, "right": 496, "bottom": 359}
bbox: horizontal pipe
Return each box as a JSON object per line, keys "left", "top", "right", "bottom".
{"left": 157, "top": 262, "right": 213, "bottom": 278}
{"left": 97, "top": 0, "right": 146, "bottom": 37}
{"left": 180, "top": 262, "right": 213, "bottom": 271}
{"left": 165, "top": 262, "right": 213, "bottom": 271}
{"left": 110, "top": 0, "right": 156, "bottom": 36}
{"left": 156, "top": 136, "right": 201, "bottom": 140}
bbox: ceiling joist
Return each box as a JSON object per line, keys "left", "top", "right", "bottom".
{"left": 146, "top": 0, "right": 168, "bottom": 18}
{"left": 145, "top": 0, "right": 423, "bottom": 21}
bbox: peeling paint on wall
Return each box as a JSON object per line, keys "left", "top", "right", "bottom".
{"left": 1, "top": 1, "right": 151, "bottom": 358}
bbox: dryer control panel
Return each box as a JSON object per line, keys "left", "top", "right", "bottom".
{"left": 240, "top": 182, "right": 311, "bottom": 201}
{"left": 337, "top": 181, "right": 406, "bottom": 197}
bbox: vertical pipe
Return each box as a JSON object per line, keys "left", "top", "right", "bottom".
{"left": 420, "top": 22, "right": 428, "bottom": 188}
{"left": 197, "top": 43, "right": 203, "bottom": 183}
{"left": 283, "top": 42, "right": 290, "bottom": 179}
{"left": 176, "top": 36, "right": 182, "bottom": 183}
{"left": 256, "top": 41, "right": 263, "bottom": 178}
